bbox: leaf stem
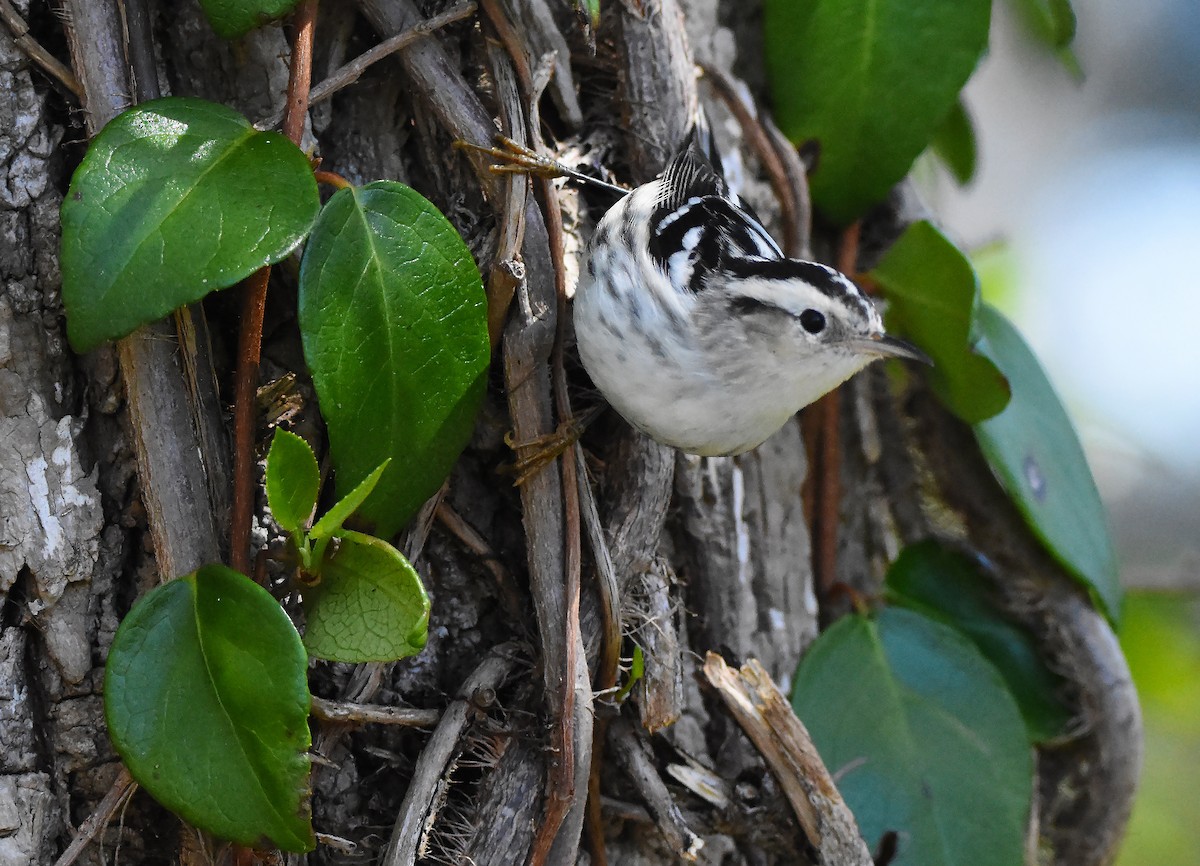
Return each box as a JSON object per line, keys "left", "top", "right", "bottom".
{"left": 230, "top": 0, "right": 319, "bottom": 575}
{"left": 314, "top": 169, "right": 352, "bottom": 190}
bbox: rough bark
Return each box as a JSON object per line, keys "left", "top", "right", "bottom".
{"left": 0, "top": 1, "right": 1139, "bottom": 865}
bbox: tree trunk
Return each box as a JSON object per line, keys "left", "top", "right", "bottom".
{"left": 0, "top": 1, "right": 1139, "bottom": 865}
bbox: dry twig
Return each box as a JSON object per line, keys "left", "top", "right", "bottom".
{"left": 703, "top": 653, "right": 873, "bottom": 865}
{"left": 0, "top": 0, "right": 84, "bottom": 98}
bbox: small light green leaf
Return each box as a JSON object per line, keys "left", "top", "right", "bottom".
{"left": 764, "top": 0, "right": 992, "bottom": 224}
{"left": 871, "top": 220, "right": 1010, "bottom": 423}
{"left": 266, "top": 429, "right": 320, "bottom": 536}
{"left": 617, "top": 645, "right": 645, "bottom": 703}
{"left": 299, "top": 181, "right": 489, "bottom": 538}
{"left": 309, "top": 459, "right": 389, "bottom": 541}
{"left": 793, "top": 609, "right": 1031, "bottom": 866}
{"left": 61, "top": 97, "right": 319, "bottom": 352}
{"left": 885, "top": 540, "right": 1071, "bottom": 742}
{"left": 930, "top": 99, "right": 978, "bottom": 186}
{"left": 972, "top": 241, "right": 1019, "bottom": 309}
{"left": 973, "top": 304, "right": 1121, "bottom": 621}
{"left": 302, "top": 530, "right": 430, "bottom": 662}
{"left": 200, "top": 0, "right": 301, "bottom": 39}
{"left": 104, "top": 565, "right": 313, "bottom": 852}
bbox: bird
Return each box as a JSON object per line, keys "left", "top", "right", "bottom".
{"left": 572, "top": 134, "right": 930, "bottom": 456}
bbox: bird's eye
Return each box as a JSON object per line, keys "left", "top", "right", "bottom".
{"left": 799, "top": 309, "right": 826, "bottom": 334}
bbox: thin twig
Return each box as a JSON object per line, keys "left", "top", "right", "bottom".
{"left": 257, "top": 3, "right": 476, "bottom": 130}
{"left": 53, "top": 767, "right": 137, "bottom": 866}
{"left": 762, "top": 113, "right": 813, "bottom": 259}
{"left": 480, "top": 7, "right": 584, "bottom": 865}
{"left": 435, "top": 501, "right": 525, "bottom": 620}
{"left": 310, "top": 696, "right": 440, "bottom": 727}
{"left": 480, "top": 6, "right": 588, "bottom": 863}
{"left": 699, "top": 63, "right": 802, "bottom": 258}
{"left": 381, "top": 646, "right": 519, "bottom": 865}
{"left": 0, "top": 0, "right": 85, "bottom": 99}
{"left": 576, "top": 436, "right": 621, "bottom": 866}
{"left": 537, "top": 85, "right": 585, "bottom": 866}
{"left": 117, "top": 0, "right": 157, "bottom": 100}
{"left": 230, "top": 0, "right": 318, "bottom": 574}
{"left": 576, "top": 443, "right": 620, "bottom": 695}
{"left": 610, "top": 719, "right": 704, "bottom": 861}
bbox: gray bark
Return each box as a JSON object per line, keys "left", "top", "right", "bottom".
{"left": 0, "top": 1, "right": 1139, "bottom": 865}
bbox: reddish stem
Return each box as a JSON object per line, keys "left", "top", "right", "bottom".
{"left": 814, "top": 390, "right": 842, "bottom": 596}
{"left": 230, "top": 267, "right": 271, "bottom": 575}
{"left": 314, "top": 169, "right": 352, "bottom": 190}
{"left": 281, "top": 1, "right": 318, "bottom": 145}
{"left": 229, "top": 0, "right": 319, "bottom": 574}
{"left": 808, "top": 222, "right": 862, "bottom": 597}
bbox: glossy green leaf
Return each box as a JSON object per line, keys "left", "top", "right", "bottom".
{"left": 265, "top": 429, "right": 320, "bottom": 536}
{"left": 61, "top": 97, "right": 319, "bottom": 352}
{"left": 885, "top": 540, "right": 1071, "bottom": 742}
{"left": 302, "top": 530, "right": 430, "bottom": 662}
{"left": 299, "top": 181, "right": 489, "bottom": 538}
{"left": 308, "top": 459, "right": 389, "bottom": 541}
{"left": 764, "top": 0, "right": 991, "bottom": 224}
{"left": 973, "top": 304, "right": 1121, "bottom": 621}
{"left": 104, "top": 565, "right": 313, "bottom": 852}
{"left": 871, "top": 220, "right": 1010, "bottom": 422}
{"left": 793, "top": 609, "right": 1031, "bottom": 865}
{"left": 200, "top": 0, "right": 301, "bottom": 38}
{"left": 930, "top": 100, "right": 978, "bottom": 185}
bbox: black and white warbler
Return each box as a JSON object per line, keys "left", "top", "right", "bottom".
{"left": 574, "top": 135, "right": 929, "bottom": 455}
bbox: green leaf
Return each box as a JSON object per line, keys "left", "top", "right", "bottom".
{"left": 972, "top": 241, "right": 1019, "bottom": 309}
{"left": 200, "top": 0, "right": 301, "bottom": 39}
{"left": 973, "top": 304, "right": 1121, "bottom": 621}
{"left": 1011, "top": 0, "right": 1076, "bottom": 48}
{"left": 61, "top": 97, "right": 319, "bottom": 352}
{"left": 885, "top": 540, "right": 1071, "bottom": 742}
{"left": 793, "top": 609, "right": 1031, "bottom": 865}
{"left": 929, "top": 99, "right": 978, "bottom": 185}
{"left": 1009, "top": 0, "right": 1081, "bottom": 76}
{"left": 104, "top": 565, "right": 313, "bottom": 852}
{"left": 871, "top": 220, "right": 1010, "bottom": 422}
{"left": 309, "top": 459, "right": 389, "bottom": 541}
{"left": 266, "top": 429, "right": 320, "bottom": 536}
{"left": 299, "top": 181, "right": 489, "bottom": 538}
{"left": 1007, "top": 0, "right": 1081, "bottom": 76}
{"left": 302, "top": 530, "right": 430, "bottom": 662}
{"left": 616, "top": 644, "right": 645, "bottom": 703}
{"left": 764, "top": 0, "right": 992, "bottom": 224}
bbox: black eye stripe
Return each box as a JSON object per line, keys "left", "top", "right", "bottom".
{"left": 730, "top": 296, "right": 780, "bottom": 316}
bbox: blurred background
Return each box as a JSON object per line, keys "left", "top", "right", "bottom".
{"left": 923, "top": 0, "right": 1200, "bottom": 861}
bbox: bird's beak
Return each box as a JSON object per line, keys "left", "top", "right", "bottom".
{"left": 850, "top": 333, "right": 934, "bottom": 366}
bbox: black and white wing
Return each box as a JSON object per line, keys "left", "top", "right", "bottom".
{"left": 645, "top": 141, "right": 784, "bottom": 294}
